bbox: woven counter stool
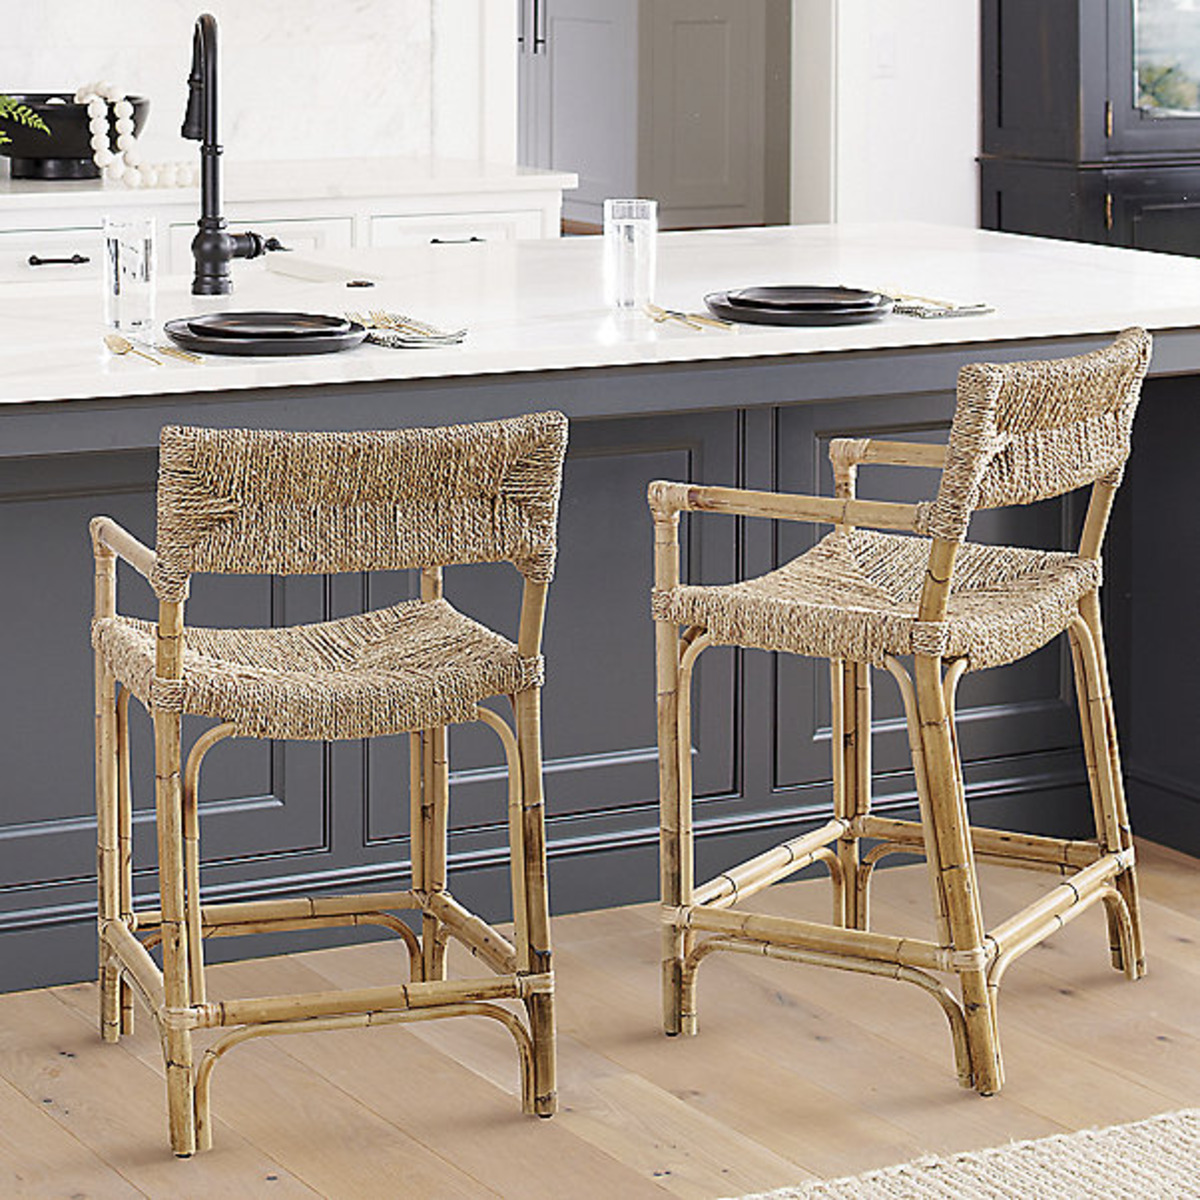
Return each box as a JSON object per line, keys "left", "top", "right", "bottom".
{"left": 89, "top": 412, "right": 567, "bottom": 1155}
{"left": 649, "top": 329, "right": 1151, "bottom": 1096}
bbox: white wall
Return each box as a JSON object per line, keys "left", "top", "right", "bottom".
{"left": 791, "top": 0, "right": 980, "bottom": 226}
{"left": 0, "top": 0, "right": 517, "bottom": 167}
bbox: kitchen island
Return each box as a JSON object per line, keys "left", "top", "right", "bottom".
{"left": 1, "top": 223, "right": 1197, "bottom": 992}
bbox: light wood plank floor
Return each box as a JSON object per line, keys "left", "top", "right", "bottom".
{"left": 1, "top": 840, "right": 1196, "bottom": 1198}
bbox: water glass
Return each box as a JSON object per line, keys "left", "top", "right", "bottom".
{"left": 103, "top": 216, "right": 156, "bottom": 336}
{"left": 603, "top": 198, "right": 657, "bottom": 309}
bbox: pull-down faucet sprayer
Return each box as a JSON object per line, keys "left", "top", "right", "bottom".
{"left": 182, "top": 13, "right": 272, "bottom": 295}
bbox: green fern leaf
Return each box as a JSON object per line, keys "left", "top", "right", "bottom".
{"left": 0, "top": 96, "right": 51, "bottom": 136}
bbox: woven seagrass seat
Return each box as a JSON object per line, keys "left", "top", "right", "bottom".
{"left": 93, "top": 597, "right": 541, "bottom": 741}
{"left": 650, "top": 330, "right": 1151, "bottom": 1099}
{"left": 654, "top": 529, "right": 1102, "bottom": 671}
{"left": 88, "top": 412, "right": 567, "bottom": 1156}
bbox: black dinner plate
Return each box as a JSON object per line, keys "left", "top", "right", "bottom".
{"left": 705, "top": 291, "right": 892, "bottom": 327}
{"left": 186, "top": 311, "right": 353, "bottom": 339}
{"left": 724, "top": 285, "right": 886, "bottom": 312}
{"left": 165, "top": 317, "right": 368, "bottom": 356}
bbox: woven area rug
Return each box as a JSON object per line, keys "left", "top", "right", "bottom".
{"left": 729, "top": 1109, "right": 1200, "bottom": 1199}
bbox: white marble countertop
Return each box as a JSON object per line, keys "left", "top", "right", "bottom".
{"left": 0, "top": 156, "right": 578, "bottom": 212}
{"left": 4, "top": 222, "right": 1200, "bottom": 408}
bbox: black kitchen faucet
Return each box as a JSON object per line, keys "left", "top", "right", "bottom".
{"left": 182, "top": 13, "right": 276, "bottom": 295}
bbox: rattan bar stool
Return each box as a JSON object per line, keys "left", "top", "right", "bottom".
{"left": 89, "top": 412, "right": 568, "bottom": 1155}
{"left": 649, "top": 330, "right": 1151, "bottom": 1096}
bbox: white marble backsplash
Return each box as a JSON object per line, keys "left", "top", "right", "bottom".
{"left": 0, "top": 0, "right": 435, "bottom": 164}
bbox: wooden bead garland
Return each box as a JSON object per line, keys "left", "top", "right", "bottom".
{"left": 74, "top": 81, "right": 198, "bottom": 189}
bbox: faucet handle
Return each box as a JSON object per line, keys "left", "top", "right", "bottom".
{"left": 181, "top": 22, "right": 205, "bottom": 139}
{"left": 228, "top": 231, "right": 290, "bottom": 261}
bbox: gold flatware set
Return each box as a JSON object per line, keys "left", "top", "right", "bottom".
{"left": 103, "top": 333, "right": 204, "bottom": 365}
{"left": 346, "top": 310, "right": 467, "bottom": 347}
{"left": 644, "top": 301, "right": 734, "bottom": 331}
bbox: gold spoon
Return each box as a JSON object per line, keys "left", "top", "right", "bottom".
{"left": 104, "top": 332, "right": 162, "bottom": 365}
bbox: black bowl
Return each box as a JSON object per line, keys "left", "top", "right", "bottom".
{"left": 0, "top": 93, "right": 150, "bottom": 180}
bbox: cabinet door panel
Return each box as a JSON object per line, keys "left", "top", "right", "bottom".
{"left": 359, "top": 412, "right": 740, "bottom": 857}
{"left": 981, "top": 0, "right": 1085, "bottom": 161}
{"left": 643, "top": 0, "right": 766, "bottom": 225}
{"left": 0, "top": 452, "right": 329, "bottom": 935}
{"left": 1109, "top": 166, "right": 1200, "bottom": 255}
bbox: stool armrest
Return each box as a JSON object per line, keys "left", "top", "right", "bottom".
{"left": 647, "top": 480, "right": 922, "bottom": 533}
{"left": 829, "top": 439, "right": 946, "bottom": 502}
{"left": 90, "top": 515, "right": 157, "bottom": 581}
{"left": 829, "top": 438, "right": 947, "bottom": 472}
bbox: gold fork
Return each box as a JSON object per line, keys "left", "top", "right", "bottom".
{"left": 104, "top": 333, "right": 161, "bottom": 364}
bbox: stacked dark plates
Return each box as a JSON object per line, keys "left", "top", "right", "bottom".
{"left": 164, "top": 311, "right": 368, "bottom": 355}
{"left": 704, "top": 286, "right": 892, "bottom": 327}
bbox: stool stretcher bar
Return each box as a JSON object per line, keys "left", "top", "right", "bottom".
{"left": 691, "top": 818, "right": 848, "bottom": 909}
{"left": 858, "top": 816, "right": 1108, "bottom": 872}
{"left": 668, "top": 904, "right": 954, "bottom": 973}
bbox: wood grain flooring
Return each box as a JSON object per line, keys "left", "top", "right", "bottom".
{"left": 1, "top": 840, "right": 1196, "bottom": 1198}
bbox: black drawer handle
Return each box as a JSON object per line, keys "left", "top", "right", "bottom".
{"left": 430, "top": 236, "right": 485, "bottom": 245}
{"left": 28, "top": 253, "right": 91, "bottom": 266}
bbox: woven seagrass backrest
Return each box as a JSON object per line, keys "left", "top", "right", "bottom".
{"left": 920, "top": 328, "right": 1151, "bottom": 542}
{"left": 152, "top": 412, "right": 569, "bottom": 601}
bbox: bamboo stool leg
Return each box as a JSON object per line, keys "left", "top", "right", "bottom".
{"left": 422, "top": 726, "right": 450, "bottom": 982}
{"left": 884, "top": 657, "right": 953, "bottom": 950}
{"left": 654, "top": 506, "right": 694, "bottom": 1037}
{"left": 674, "top": 635, "right": 702, "bottom": 1034}
{"left": 1068, "top": 626, "right": 1129, "bottom": 972}
{"left": 830, "top": 660, "right": 854, "bottom": 928}
{"left": 115, "top": 687, "right": 135, "bottom": 1035}
{"left": 94, "top": 659, "right": 121, "bottom": 1044}
{"left": 416, "top": 567, "right": 449, "bottom": 982}
{"left": 491, "top": 707, "right": 529, "bottom": 970}
{"left": 93, "top": 544, "right": 123, "bottom": 1044}
{"left": 515, "top": 687, "right": 557, "bottom": 1117}
{"left": 832, "top": 660, "right": 872, "bottom": 930}
{"left": 851, "top": 661, "right": 872, "bottom": 928}
{"left": 408, "top": 731, "right": 427, "bottom": 983}
{"left": 153, "top": 708, "right": 197, "bottom": 1157}
{"left": 657, "top": 618, "right": 689, "bottom": 1036}
{"left": 913, "top": 654, "right": 1002, "bottom": 1095}
{"left": 1077, "top": 593, "right": 1146, "bottom": 979}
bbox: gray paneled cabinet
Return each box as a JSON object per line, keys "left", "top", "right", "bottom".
{"left": 0, "top": 386, "right": 1098, "bottom": 992}
{"left": 519, "top": 0, "right": 784, "bottom": 229}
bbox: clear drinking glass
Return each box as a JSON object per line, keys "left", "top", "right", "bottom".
{"left": 103, "top": 215, "right": 156, "bottom": 336}
{"left": 603, "top": 198, "right": 657, "bottom": 309}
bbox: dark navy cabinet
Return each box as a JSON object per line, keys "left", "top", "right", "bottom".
{"left": 980, "top": 0, "right": 1200, "bottom": 254}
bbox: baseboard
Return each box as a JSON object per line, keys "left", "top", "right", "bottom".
{"left": 1127, "top": 773, "right": 1200, "bottom": 858}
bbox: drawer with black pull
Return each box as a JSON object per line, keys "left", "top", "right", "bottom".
{"left": 0, "top": 226, "right": 102, "bottom": 281}
{"left": 369, "top": 210, "right": 543, "bottom": 247}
